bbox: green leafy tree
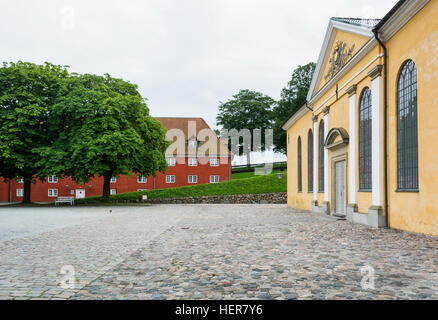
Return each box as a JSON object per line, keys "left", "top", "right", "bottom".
{"left": 37, "top": 73, "right": 169, "bottom": 202}
{"left": 273, "top": 62, "right": 316, "bottom": 154}
{"left": 216, "top": 89, "right": 276, "bottom": 168}
{"left": 0, "top": 61, "right": 69, "bottom": 203}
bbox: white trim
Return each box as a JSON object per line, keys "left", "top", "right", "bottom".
{"left": 210, "top": 175, "right": 220, "bottom": 184}
{"left": 371, "top": 75, "right": 383, "bottom": 206}
{"left": 110, "top": 189, "right": 117, "bottom": 195}
{"left": 348, "top": 92, "right": 358, "bottom": 205}
{"left": 281, "top": 105, "right": 310, "bottom": 131}
{"left": 110, "top": 177, "right": 117, "bottom": 183}
{"left": 166, "top": 155, "right": 231, "bottom": 158}
{"left": 137, "top": 175, "right": 147, "bottom": 183}
{"left": 48, "top": 175, "right": 58, "bottom": 183}
{"left": 210, "top": 158, "right": 220, "bottom": 167}
{"left": 16, "top": 188, "right": 24, "bottom": 197}
{"left": 167, "top": 158, "right": 176, "bottom": 166}
{"left": 188, "top": 175, "right": 198, "bottom": 184}
{"left": 313, "top": 120, "right": 318, "bottom": 201}
{"left": 307, "top": 19, "right": 374, "bottom": 103}
{"left": 323, "top": 113, "right": 330, "bottom": 202}
{"left": 166, "top": 175, "right": 176, "bottom": 184}
{"left": 378, "top": 0, "right": 429, "bottom": 41}
{"left": 331, "top": 20, "right": 374, "bottom": 38}
{"left": 311, "top": 44, "right": 382, "bottom": 112}
{"left": 48, "top": 189, "right": 58, "bottom": 197}
{"left": 188, "top": 158, "right": 198, "bottom": 167}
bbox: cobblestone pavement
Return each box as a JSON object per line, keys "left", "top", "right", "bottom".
{"left": 0, "top": 204, "right": 437, "bottom": 300}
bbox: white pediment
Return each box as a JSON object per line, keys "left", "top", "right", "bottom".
{"left": 307, "top": 19, "right": 374, "bottom": 103}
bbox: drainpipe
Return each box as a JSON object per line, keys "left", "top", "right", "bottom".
{"left": 373, "top": 28, "right": 390, "bottom": 229}
{"left": 9, "top": 180, "right": 12, "bottom": 203}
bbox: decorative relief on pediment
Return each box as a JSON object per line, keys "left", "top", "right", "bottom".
{"left": 324, "top": 40, "right": 355, "bottom": 81}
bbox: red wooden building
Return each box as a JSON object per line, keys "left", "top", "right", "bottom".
{"left": 0, "top": 117, "right": 232, "bottom": 203}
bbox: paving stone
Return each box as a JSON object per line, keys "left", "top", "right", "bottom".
{"left": 0, "top": 204, "right": 437, "bottom": 300}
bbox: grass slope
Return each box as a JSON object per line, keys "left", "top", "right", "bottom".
{"left": 232, "top": 169, "right": 285, "bottom": 180}
{"left": 76, "top": 172, "right": 287, "bottom": 204}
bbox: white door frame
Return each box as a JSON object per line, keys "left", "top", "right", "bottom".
{"left": 330, "top": 152, "right": 348, "bottom": 216}
{"left": 334, "top": 160, "right": 347, "bottom": 216}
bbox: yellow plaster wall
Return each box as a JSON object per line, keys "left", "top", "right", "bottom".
{"left": 318, "top": 29, "right": 369, "bottom": 91}
{"left": 385, "top": 0, "right": 438, "bottom": 235}
{"left": 286, "top": 110, "right": 313, "bottom": 211}
{"left": 312, "top": 44, "right": 383, "bottom": 214}
{"left": 286, "top": 2, "right": 438, "bottom": 235}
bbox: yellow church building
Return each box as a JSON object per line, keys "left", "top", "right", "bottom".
{"left": 282, "top": 0, "right": 438, "bottom": 236}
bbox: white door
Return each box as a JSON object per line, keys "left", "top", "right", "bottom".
{"left": 335, "top": 160, "right": 347, "bottom": 216}
{"left": 75, "top": 189, "right": 86, "bottom": 199}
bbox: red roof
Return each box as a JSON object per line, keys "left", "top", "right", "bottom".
{"left": 156, "top": 117, "right": 231, "bottom": 156}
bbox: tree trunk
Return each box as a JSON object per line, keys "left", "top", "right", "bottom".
{"left": 23, "top": 179, "right": 31, "bottom": 204}
{"left": 246, "top": 152, "right": 251, "bottom": 169}
{"left": 102, "top": 173, "right": 112, "bottom": 203}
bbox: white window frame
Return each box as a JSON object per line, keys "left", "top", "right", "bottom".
{"left": 188, "top": 140, "right": 198, "bottom": 149}
{"left": 137, "top": 175, "right": 147, "bottom": 183}
{"left": 48, "top": 189, "right": 58, "bottom": 197}
{"left": 188, "top": 158, "right": 198, "bottom": 167}
{"left": 167, "top": 158, "right": 176, "bottom": 167}
{"left": 188, "top": 175, "right": 198, "bottom": 184}
{"left": 17, "top": 178, "right": 24, "bottom": 184}
{"left": 210, "top": 158, "right": 220, "bottom": 167}
{"left": 210, "top": 175, "right": 220, "bottom": 183}
{"left": 166, "top": 175, "right": 176, "bottom": 184}
{"left": 48, "top": 175, "right": 58, "bottom": 183}
{"left": 16, "top": 189, "right": 24, "bottom": 197}
{"left": 110, "top": 189, "right": 117, "bottom": 195}
{"left": 137, "top": 189, "right": 147, "bottom": 192}
{"left": 110, "top": 177, "right": 117, "bottom": 183}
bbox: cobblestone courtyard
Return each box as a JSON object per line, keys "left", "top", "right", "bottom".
{"left": 0, "top": 204, "right": 437, "bottom": 300}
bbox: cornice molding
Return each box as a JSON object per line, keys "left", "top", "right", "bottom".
{"left": 281, "top": 105, "right": 310, "bottom": 131}
{"left": 368, "top": 64, "right": 383, "bottom": 80}
{"left": 307, "top": 19, "right": 374, "bottom": 103}
{"left": 309, "top": 37, "right": 378, "bottom": 106}
{"left": 346, "top": 84, "right": 357, "bottom": 97}
{"left": 378, "top": 0, "right": 429, "bottom": 41}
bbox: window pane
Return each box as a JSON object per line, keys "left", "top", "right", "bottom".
{"left": 298, "top": 137, "right": 302, "bottom": 192}
{"left": 359, "top": 87, "right": 372, "bottom": 190}
{"left": 319, "top": 121, "right": 324, "bottom": 192}
{"left": 397, "top": 60, "right": 418, "bottom": 190}
{"left": 308, "top": 130, "right": 313, "bottom": 192}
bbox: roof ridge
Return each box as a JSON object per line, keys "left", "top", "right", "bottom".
{"left": 331, "top": 17, "right": 381, "bottom": 28}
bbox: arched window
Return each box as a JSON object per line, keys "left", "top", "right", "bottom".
{"left": 308, "top": 129, "right": 313, "bottom": 192}
{"left": 319, "top": 120, "right": 324, "bottom": 192}
{"left": 359, "top": 87, "right": 372, "bottom": 190}
{"left": 297, "top": 137, "right": 302, "bottom": 192}
{"left": 397, "top": 60, "right": 418, "bottom": 190}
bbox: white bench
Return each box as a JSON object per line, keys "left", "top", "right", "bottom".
{"left": 55, "top": 196, "right": 75, "bottom": 206}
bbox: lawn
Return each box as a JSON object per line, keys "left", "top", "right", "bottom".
{"left": 76, "top": 172, "right": 287, "bottom": 204}
{"left": 232, "top": 169, "right": 286, "bottom": 180}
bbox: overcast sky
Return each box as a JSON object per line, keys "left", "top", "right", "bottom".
{"left": 1, "top": 0, "right": 397, "bottom": 132}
